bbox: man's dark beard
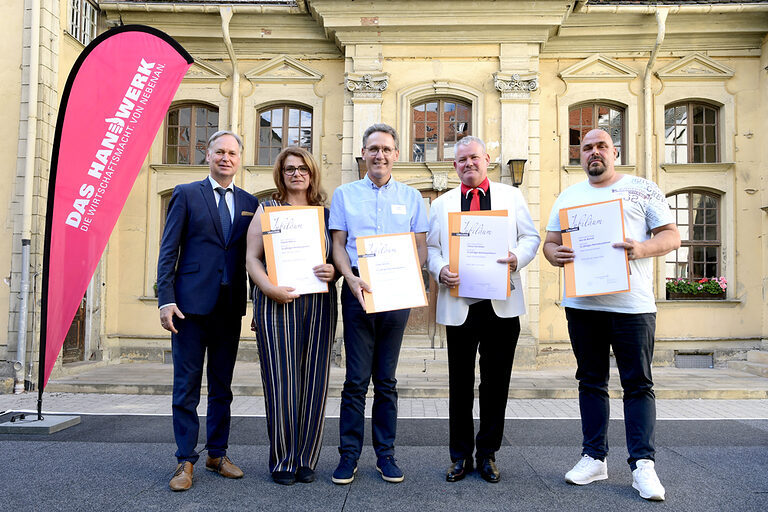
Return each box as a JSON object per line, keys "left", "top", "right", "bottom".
{"left": 587, "top": 159, "right": 605, "bottom": 176}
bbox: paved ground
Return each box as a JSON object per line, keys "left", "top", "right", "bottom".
{"left": 0, "top": 408, "right": 766, "bottom": 511}
{"left": 3, "top": 365, "right": 768, "bottom": 511}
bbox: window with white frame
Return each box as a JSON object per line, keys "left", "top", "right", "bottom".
{"left": 70, "top": 0, "right": 98, "bottom": 46}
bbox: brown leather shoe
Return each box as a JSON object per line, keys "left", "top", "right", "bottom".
{"left": 205, "top": 455, "right": 244, "bottom": 479}
{"left": 169, "top": 462, "right": 193, "bottom": 491}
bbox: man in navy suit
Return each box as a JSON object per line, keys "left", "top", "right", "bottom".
{"left": 157, "top": 130, "right": 258, "bottom": 491}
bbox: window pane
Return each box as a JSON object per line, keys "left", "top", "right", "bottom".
{"left": 664, "top": 107, "right": 675, "bottom": 126}
{"left": 705, "top": 226, "right": 717, "bottom": 240}
{"left": 272, "top": 108, "right": 283, "bottom": 126}
{"left": 693, "top": 125, "right": 703, "bottom": 144}
{"left": 443, "top": 143, "right": 455, "bottom": 160}
{"left": 569, "top": 146, "right": 580, "bottom": 164}
{"left": 693, "top": 145, "right": 702, "bottom": 162}
{"left": 166, "top": 147, "right": 177, "bottom": 164}
{"left": 676, "top": 210, "right": 688, "bottom": 226}
{"left": 675, "top": 146, "right": 688, "bottom": 164}
{"left": 271, "top": 128, "right": 282, "bottom": 145}
{"left": 664, "top": 145, "right": 676, "bottom": 163}
{"left": 413, "top": 143, "right": 425, "bottom": 162}
{"left": 678, "top": 225, "right": 689, "bottom": 239}
{"left": 693, "top": 225, "right": 703, "bottom": 239}
{"left": 258, "top": 147, "right": 270, "bottom": 165}
{"left": 259, "top": 127, "right": 272, "bottom": 146}
{"left": 195, "top": 148, "right": 206, "bottom": 165}
{"left": 178, "top": 146, "right": 189, "bottom": 164}
{"left": 581, "top": 107, "right": 593, "bottom": 125}
{"left": 705, "top": 145, "right": 716, "bottom": 162}
{"left": 179, "top": 127, "right": 189, "bottom": 145}
{"left": 675, "top": 105, "right": 687, "bottom": 124}
{"left": 705, "top": 107, "right": 716, "bottom": 124}
{"left": 692, "top": 105, "right": 704, "bottom": 124}
{"left": 168, "top": 109, "right": 179, "bottom": 125}
{"left": 300, "top": 128, "right": 311, "bottom": 148}
{"left": 425, "top": 143, "right": 438, "bottom": 161}
{"left": 167, "top": 127, "right": 178, "bottom": 146}
{"left": 288, "top": 108, "right": 300, "bottom": 126}
{"left": 179, "top": 107, "right": 191, "bottom": 126}
{"left": 261, "top": 110, "right": 271, "bottom": 124}
{"left": 705, "top": 125, "right": 715, "bottom": 143}
{"left": 301, "top": 110, "right": 312, "bottom": 126}
{"left": 287, "top": 128, "right": 299, "bottom": 146}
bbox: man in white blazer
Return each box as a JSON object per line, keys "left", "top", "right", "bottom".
{"left": 427, "top": 136, "right": 540, "bottom": 483}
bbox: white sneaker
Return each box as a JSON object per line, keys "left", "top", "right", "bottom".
{"left": 632, "top": 459, "right": 666, "bottom": 501}
{"left": 565, "top": 454, "right": 608, "bottom": 485}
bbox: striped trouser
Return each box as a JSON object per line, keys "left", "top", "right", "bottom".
{"left": 253, "top": 288, "right": 338, "bottom": 473}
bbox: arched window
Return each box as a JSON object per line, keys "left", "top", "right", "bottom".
{"left": 411, "top": 99, "right": 471, "bottom": 162}
{"left": 665, "top": 190, "right": 721, "bottom": 279}
{"left": 164, "top": 103, "right": 219, "bottom": 165}
{"left": 568, "top": 103, "right": 625, "bottom": 164}
{"left": 664, "top": 102, "right": 719, "bottom": 164}
{"left": 257, "top": 104, "right": 313, "bottom": 165}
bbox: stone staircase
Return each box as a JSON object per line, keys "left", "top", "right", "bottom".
{"left": 727, "top": 350, "right": 768, "bottom": 378}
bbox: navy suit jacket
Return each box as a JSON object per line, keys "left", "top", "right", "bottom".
{"left": 157, "top": 178, "right": 259, "bottom": 317}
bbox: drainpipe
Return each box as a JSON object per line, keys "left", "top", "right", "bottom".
{"left": 220, "top": 6, "right": 239, "bottom": 133}
{"left": 15, "top": 0, "right": 41, "bottom": 393}
{"left": 643, "top": 8, "right": 668, "bottom": 181}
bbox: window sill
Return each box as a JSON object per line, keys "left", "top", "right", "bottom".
{"left": 660, "top": 163, "right": 734, "bottom": 173}
{"left": 563, "top": 164, "right": 637, "bottom": 174}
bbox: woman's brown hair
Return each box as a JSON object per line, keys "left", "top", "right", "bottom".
{"left": 271, "top": 146, "right": 326, "bottom": 206}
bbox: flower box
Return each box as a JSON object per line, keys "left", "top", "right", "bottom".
{"left": 666, "top": 291, "right": 725, "bottom": 300}
{"left": 665, "top": 276, "right": 727, "bottom": 300}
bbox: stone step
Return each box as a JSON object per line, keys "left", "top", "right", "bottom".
{"left": 727, "top": 360, "right": 768, "bottom": 378}
{"left": 42, "top": 362, "right": 768, "bottom": 399}
{"left": 747, "top": 350, "right": 768, "bottom": 365}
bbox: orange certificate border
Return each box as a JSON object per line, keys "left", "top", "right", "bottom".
{"left": 356, "top": 232, "right": 428, "bottom": 313}
{"left": 261, "top": 205, "right": 328, "bottom": 293}
{"left": 559, "top": 198, "right": 630, "bottom": 298}
{"left": 448, "top": 210, "right": 510, "bottom": 299}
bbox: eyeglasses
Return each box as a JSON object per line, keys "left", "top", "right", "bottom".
{"left": 283, "top": 165, "right": 310, "bottom": 176}
{"left": 364, "top": 146, "right": 396, "bottom": 156}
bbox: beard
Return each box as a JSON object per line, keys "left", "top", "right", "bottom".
{"left": 587, "top": 158, "right": 606, "bottom": 176}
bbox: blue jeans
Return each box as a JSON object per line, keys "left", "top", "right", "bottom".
{"left": 338, "top": 281, "right": 409, "bottom": 459}
{"left": 565, "top": 308, "right": 657, "bottom": 470}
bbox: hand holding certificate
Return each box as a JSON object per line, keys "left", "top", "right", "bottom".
{"left": 559, "top": 199, "right": 630, "bottom": 297}
{"left": 261, "top": 205, "right": 328, "bottom": 295}
{"left": 448, "top": 210, "right": 510, "bottom": 300}
{"left": 356, "top": 232, "right": 428, "bottom": 313}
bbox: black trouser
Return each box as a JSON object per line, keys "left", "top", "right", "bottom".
{"left": 565, "top": 307, "right": 657, "bottom": 470}
{"left": 446, "top": 300, "right": 520, "bottom": 462}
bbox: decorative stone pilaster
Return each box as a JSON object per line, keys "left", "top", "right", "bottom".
{"left": 431, "top": 172, "right": 449, "bottom": 192}
{"left": 344, "top": 72, "right": 390, "bottom": 99}
{"left": 493, "top": 72, "right": 538, "bottom": 100}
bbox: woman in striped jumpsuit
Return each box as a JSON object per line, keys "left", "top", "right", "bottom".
{"left": 246, "top": 147, "right": 338, "bottom": 485}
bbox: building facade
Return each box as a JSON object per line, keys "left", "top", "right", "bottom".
{"left": 3, "top": 0, "right": 768, "bottom": 389}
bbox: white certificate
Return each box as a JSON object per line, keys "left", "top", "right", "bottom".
{"left": 559, "top": 198, "right": 630, "bottom": 297}
{"left": 261, "top": 205, "right": 328, "bottom": 295}
{"left": 356, "top": 232, "right": 428, "bottom": 313}
{"left": 448, "top": 210, "right": 510, "bottom": 300}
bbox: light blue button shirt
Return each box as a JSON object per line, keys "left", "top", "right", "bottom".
{"left": 329, "top": 174, "right": 428, "bottom": 268}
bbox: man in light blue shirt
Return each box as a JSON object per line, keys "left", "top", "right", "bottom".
{"left": 329, "top": 123, "right": 428, "bottom": 485}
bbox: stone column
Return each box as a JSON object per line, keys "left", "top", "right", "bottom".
{"left": 341, "top": 45, "right": 389, "bottom": 185}
{"left": 495, "top": 44, "right": 541, "bottom": 369}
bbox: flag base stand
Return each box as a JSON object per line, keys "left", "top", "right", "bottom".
{"left": 0, "top": 413, "right": 80, "bottom": 434}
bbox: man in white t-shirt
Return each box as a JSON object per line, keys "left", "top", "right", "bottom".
{"left": 543, "top": 129, "right": 680, "bottom": 501}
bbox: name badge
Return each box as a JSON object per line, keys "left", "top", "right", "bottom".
{"left": 391, "top": 204, "right": 406, "bottom": 215}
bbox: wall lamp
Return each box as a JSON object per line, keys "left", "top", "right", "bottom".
{"left": 507, "top": 158, "right": 527, "bottom": 187}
